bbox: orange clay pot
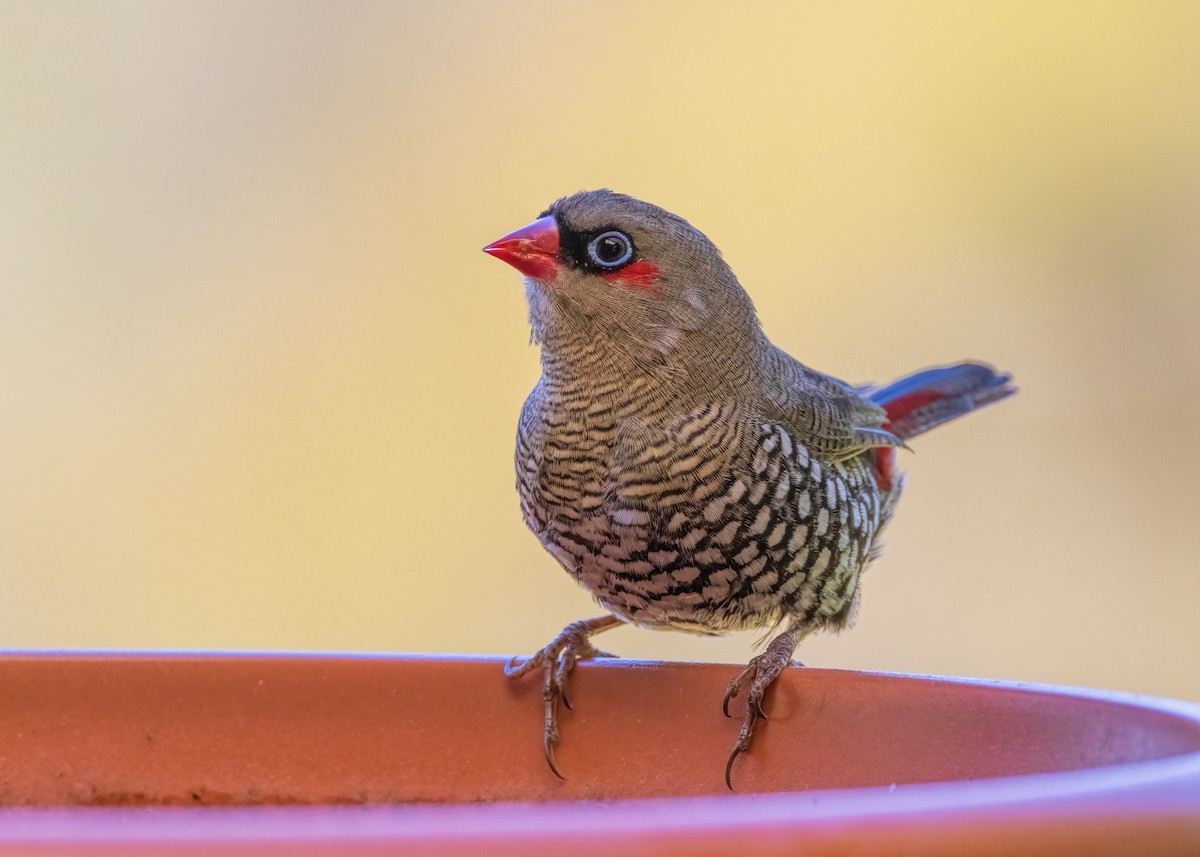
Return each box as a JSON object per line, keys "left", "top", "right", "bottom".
{"left": 0, "top": 652, "right": 1198, "bottom": 855}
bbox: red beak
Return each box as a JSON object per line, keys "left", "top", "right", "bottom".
{"left": 482, "top": 215, "right": 560, "bottom": 281}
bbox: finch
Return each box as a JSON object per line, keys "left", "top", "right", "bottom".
{"left": 483, "top": 190, "right": 1014, "bottom": 787}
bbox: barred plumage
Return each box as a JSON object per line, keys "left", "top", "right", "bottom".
{"left": 519, "top": 396, "right": 888, "bottom": 637}
{"left": 485, "top": 190, "right": 1015, "bottom": 785}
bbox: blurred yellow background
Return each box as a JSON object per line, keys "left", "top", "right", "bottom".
{"left": 2, "top": 2, "right": 1198, "bottom": 701}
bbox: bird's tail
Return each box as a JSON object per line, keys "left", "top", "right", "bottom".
{"left": 868, "top": 362, "right": 1016, "bottom": 441}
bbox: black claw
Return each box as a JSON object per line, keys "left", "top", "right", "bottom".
{"left": 722, "top": 687, "right": 738, "bottom": 718}
{"left": 752, "top": 696, "right": 768, "bottom": 720}
{"left": 544, "top": 737, "right": 565, "bottom": 780}
{"left": 560, "top": 688, "right": 572, "bottom": 711}
{"left": 725, "top": 745, "right": 744, "bottom": 791}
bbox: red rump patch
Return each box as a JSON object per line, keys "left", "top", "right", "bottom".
{"left": 600, "top": 259, "right": 661, "bottom": 291}
{"left": 872, "top": 448, "right": 896, "bottom": 492}
{"left": 873, "top": 388, "right": 950, "bottom": 490}
{"left": 879, "top": 389, "right": 943, "bottom": 429}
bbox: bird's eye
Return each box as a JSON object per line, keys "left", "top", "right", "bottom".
{"left": 586, "top": 231, "right": 634, "bottom": 269}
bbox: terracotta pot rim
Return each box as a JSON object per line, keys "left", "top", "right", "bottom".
{"left": 3, "top": 650, "right": 1199, "bottom": 806}
{"left": 3, "top": 651, "right": 1198, "bottom": 855}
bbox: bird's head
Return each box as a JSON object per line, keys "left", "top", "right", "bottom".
{"left": 483, "top": 190, "right": 760, "bottom": 375}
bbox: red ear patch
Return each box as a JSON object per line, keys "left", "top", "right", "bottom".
{"left": 600, "top": 259, "right": 661, "bottom": 291}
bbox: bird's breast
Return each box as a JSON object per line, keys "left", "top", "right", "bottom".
{"left": 517, "top": 387, "right": 895, "bottom": 634}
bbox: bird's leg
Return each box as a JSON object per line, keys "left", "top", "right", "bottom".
{"left": 504, "top": 614, "right": 624, "bottom": 778}
{"left": 722, "top": 625, "right": 805, "bottom": 789}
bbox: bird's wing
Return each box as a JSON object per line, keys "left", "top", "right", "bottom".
{"left": 763, "top": 346, "right": 906, "bottom": 461}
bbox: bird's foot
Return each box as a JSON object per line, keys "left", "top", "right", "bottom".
{"left": 722, "top": 628, "right": 802, "bottom": 790}
{"left": 504, "top": 614, "right": 623, "bottom": 778}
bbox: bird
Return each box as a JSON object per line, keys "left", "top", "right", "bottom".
{"left": 482, "top": 190, "right": 1015, "bottom": 788}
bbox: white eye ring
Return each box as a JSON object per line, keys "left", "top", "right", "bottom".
{"left": 587, "top": 231, "right": 634, "bottom": 269}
